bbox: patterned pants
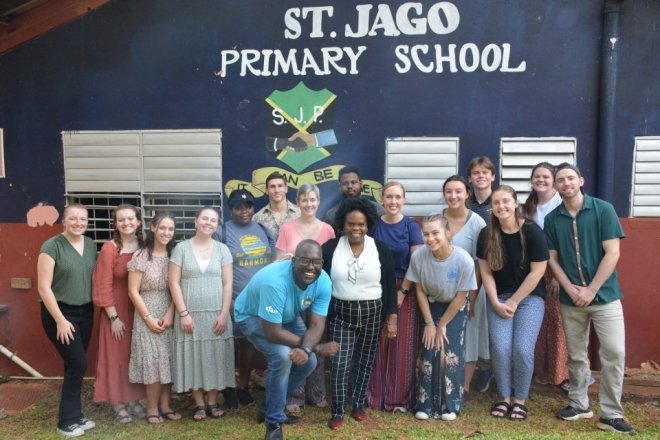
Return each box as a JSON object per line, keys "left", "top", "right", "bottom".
{"left": 329, "top": 298, "right": 382, "bottom": 418}
{"left": 415, "top": 301, "right": 467, "bottom": 417}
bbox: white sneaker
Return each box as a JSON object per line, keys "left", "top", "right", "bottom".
{"left": 57, "top": 424, "right": 85, "bottom": 437}
{"left": 392, "top": 406, "right": 407, "bottom": 414}
{"left": 415, "top": 411, "right": 429, "bottom": 420}
{"left": 441, "top": 412, "right": 457, "bottom": 421}
{"left": 78, "top": 418, "right": 95, "bottom": 431}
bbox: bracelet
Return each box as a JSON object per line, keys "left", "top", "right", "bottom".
{"left": 301, "top": 346, "right": 313, "bottom": 356}
{"left": 180, "top": 311, "right": 190, "bottom": 318}
{"left": 109, "top": 314, "right": 119, "bottom": 322}
{"left": 143, "top": 313, "right": 151, "bottom": 320}
{"left": 398, "top": 287, "right": 409, "bottom": 295}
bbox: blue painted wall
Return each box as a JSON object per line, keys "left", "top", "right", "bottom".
{"left": 0, "top": 0, "right": 658, "bottom": 221}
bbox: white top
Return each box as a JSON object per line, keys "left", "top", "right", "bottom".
{"left": 534, "top": 192, "right": 562, "bottom": 229}
{"left": 196, "top": 257, "right": 210, "bottom": 273}
{"left": 331, "top": 236, "right": 382, "bottom": 301}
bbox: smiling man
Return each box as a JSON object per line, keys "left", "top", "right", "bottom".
{"left": 254, "top": 171, "right": 300, "bottom": 239}
{"left": 234, "top": 240, "right": 339, "bottom": 440}
{"left": 544, "top": 163, "right": 636, "bottom": 435}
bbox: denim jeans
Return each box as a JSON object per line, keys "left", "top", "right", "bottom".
{"left": 238, "top": 316, "right": 317, "bottom": 424}
{"left": 41, "top": 302, "right": 93, "bottom": 429}
{"left": 487, "top": 294, "right": 544, "bottom": 400}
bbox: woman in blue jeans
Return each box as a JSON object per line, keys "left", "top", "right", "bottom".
{"left": 37, "top": 204, "right": 97, "bottom": 437}
{"left": 476, "top": 186, "right": 549, "bottom": 421}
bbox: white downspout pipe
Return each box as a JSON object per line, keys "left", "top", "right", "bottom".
{"left": 0, "top": 345, "right": 43, "bottom": 378}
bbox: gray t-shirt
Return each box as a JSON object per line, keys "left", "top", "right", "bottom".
{"left": 451, "top": 212, "right": 487, "bottom": 258}
{"left": 214, "top": 220, "right": 274, "bottom": 298}
{"left": 405, "top": 245, "right": 477, "bottom": 303}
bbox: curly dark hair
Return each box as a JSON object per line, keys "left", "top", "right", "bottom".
{"left": 334, "top": 197, "right": 377, "bottom": 233}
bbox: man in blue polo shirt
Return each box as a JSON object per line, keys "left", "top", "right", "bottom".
{"left": 544, "top": 163, "right": 635, "bottom": 435}
{"left": 234, "top": 239, "right": 339, "bottom": 440}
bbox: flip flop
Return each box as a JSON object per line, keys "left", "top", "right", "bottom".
{"left": 160, "top": 410, "right": 182, "bottom": 421}
{"left": 146, "top": 414, "right": 163, "bottom": 424}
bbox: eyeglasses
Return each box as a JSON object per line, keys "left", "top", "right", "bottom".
{"left": 296, "top": 257, "right": 323, "bottom": 268}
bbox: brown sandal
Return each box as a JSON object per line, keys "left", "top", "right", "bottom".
{"left": 146, "top": 414, "right": 163, "bottom": 424}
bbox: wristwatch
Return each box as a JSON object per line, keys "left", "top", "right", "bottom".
{"left": 398, "top": 287, "right": 409, "bottom": 295}
{"left": 109, "top": 314, "right": 119, "bottom": 322}
{"left": 301, "top": 346, "right": 313, "bottom": 356}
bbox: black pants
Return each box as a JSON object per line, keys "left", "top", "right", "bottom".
{"left": 41, "top": 302, "right": 93, "bottom": 428}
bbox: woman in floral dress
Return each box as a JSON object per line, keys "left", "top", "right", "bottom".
{"left": 405, "top": 214, "right": 476, "bottom": 421}
{"left": 127, "top": 212, "right": 180, "bottom": 424}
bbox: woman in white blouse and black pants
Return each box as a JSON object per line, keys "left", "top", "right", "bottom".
{"left": 322, "top": 197, "right": 397, "bottom": 430}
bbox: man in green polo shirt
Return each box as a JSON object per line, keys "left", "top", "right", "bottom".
{"left": 544, "top": 163, "right": 635, "bottom": 435}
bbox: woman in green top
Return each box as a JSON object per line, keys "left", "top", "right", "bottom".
{"left": 37, "top": 203, "right": 98, "bottom": 438}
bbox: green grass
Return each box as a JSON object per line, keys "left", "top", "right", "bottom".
{"left": 0, "top": 381, "right": 658, "bottom": 439}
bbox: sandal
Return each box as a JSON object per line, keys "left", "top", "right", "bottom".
{"left": 208, "top": 403, "right": 225, "bottom": 418}
{"left": 509, "top": 403, "right": 528, "bottom": 421}
{"left": 490, "top": 401, "right": 511, "bottom": 418}
{"left": 114, "top": 407, "right": 133, "bottom": 424}
{"left": 128, "top": 401, "right": 147, "bottom": 419}
{"left": 146, "top": 414, "right": 163, "bottom": 424}
{"left": 193, "top": 406, "right": 207, "bottom": 421}
{"left": 160, "top": 410, "right": 182, "bottom": 421}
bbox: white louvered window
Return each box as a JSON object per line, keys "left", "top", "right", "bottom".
{"left": 63, "top": 129, "right": 222, "bottom": 244}
{"left": 500, "top": 137, "right": 576, "bottom": 202}
{"left": 385, "top": 137, "right": 459, "bottom": 217}
{"left": 630, "top": 136, "right": 660, "bottom": 217}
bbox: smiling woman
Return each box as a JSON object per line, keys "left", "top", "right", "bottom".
{"left": 477, "top": 186, "right": 549, "bottom": 421}
{"left": 169, "top": 207, "right": 235, "bottom": 420}
{"left": 37, "top": 203, "right": 98, "bottom": 437}
{"left": 321, "top": 197, "right": 397, "bottom": 430}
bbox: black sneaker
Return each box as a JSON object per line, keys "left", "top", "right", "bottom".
{"left": 56, "top": 424, "right": 84, "bottom": 437}
{"left": 597, "top": 418, "right": 637, "bottom": 435}
{"left": 556, "top": 406, "right": 594, "bottom": 421}
{"left": 223, "top": 387, "right": 239, "bottom": 409}
{"left": 264, "top": 423, "right": 283, "bottom": 440}
{"left": 237, "top": 387, "right": 255, "bottom": 406}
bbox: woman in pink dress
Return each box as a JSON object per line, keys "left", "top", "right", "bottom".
{"left": 276, "top": 183, "right": 335, "bottom": 413}
{"left": 523, "top": 162, "right": 569, "bottom": 389}
{"left": 93, "top": 205, "right": 147, "bottom": 423}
